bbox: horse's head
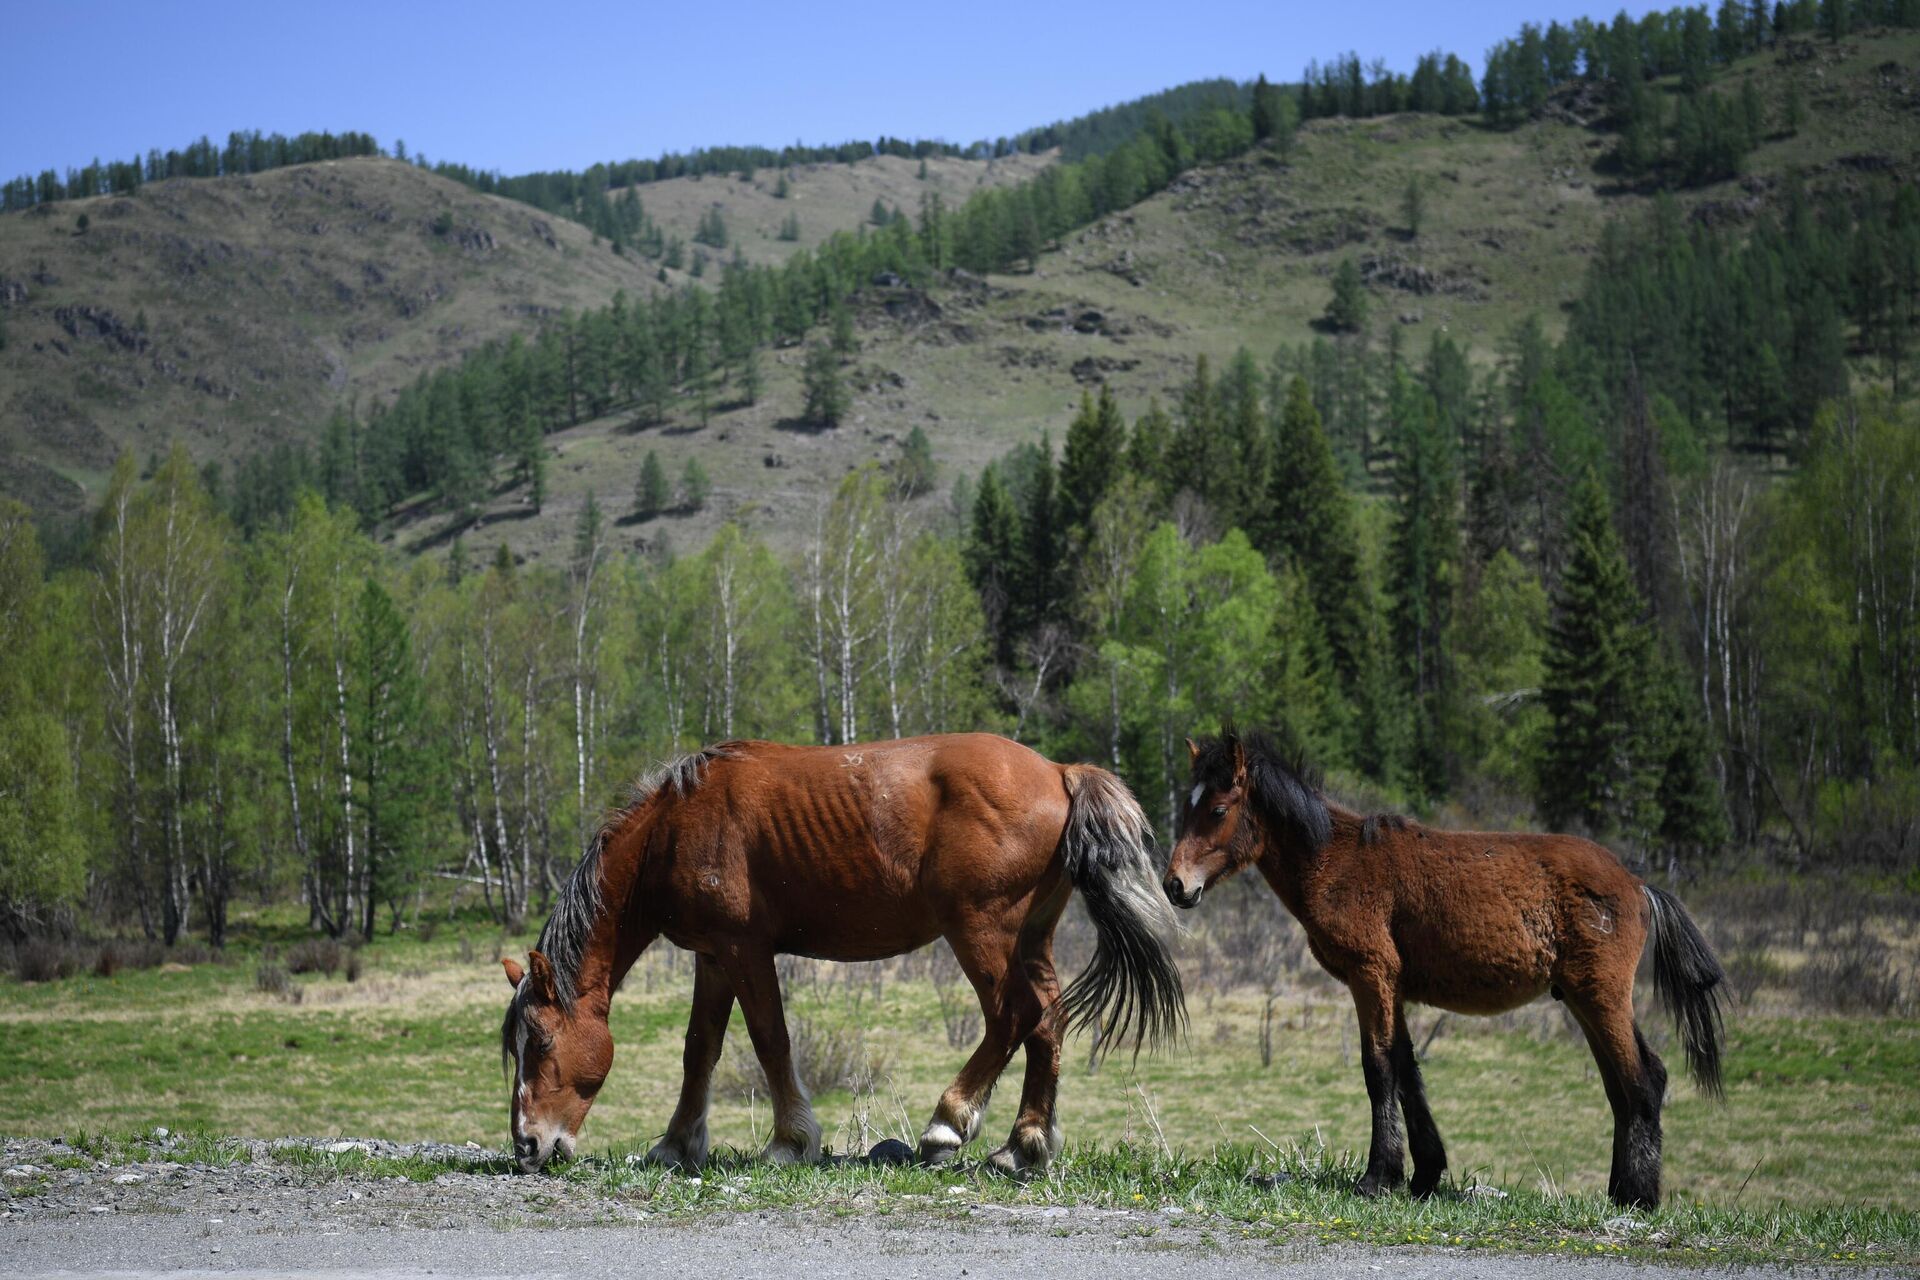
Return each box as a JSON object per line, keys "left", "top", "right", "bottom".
{"left": 1164, "top": 733, "right": 1260, "bottom": 909}
{"left": 500, "top": 951, "right": 611, "bottom": 1173}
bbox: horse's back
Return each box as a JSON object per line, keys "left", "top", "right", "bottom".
{"left": 651, "top": 734, "right": 1070, "bottom": 959}
{"left": 1358, "top": 821, "right": 1646, "bottom": 1014}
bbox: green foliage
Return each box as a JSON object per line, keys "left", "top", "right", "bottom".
{"left": 896, "top": 426, "right": 937, "bottom": 498}
{"left": 801, "top": 344, "right": 848, "bottom": 428}
{"left": 679, "top": 458, "right": 711, "bottom": 513}
{"left": 1324, "top": 257, "right": 1368, "bottom": 333}
{"left": 1539, "top": 472, "right": 1663, "bottom": 839}
{"left": 634, "top": 451, "right": 669, "bottom": 520}
{"left": 0, "top": 505, "right": 85, "bottom": 931}
{"left": 1058, "top": 386, "right": 1126, "bottom": 537}
{"left": 1384, "top": 373, "right": 1459, "bottom": 797}
{"left": 1401, "top": 173, "right": 1424, "bottom": 239}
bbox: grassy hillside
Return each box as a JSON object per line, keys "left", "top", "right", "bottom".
{"left": 0, "top": 157, "right": 665, "bottom": 512}
{"left": 633, "top": 150, "right": 1053, "bottom": 268}
{"left": 5, "top": 29, "right": 1916, "bottom": 551}
{"left": 418, "top": 28, "right": 1920, "bottom": 569}
{"left": 0, "top": 150, "right": 1051, "bottom": 519}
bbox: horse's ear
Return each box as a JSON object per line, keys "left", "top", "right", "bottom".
{"left": 1230, "top": 737, "right": 1248, "bottom": 785}
{"left": 526, "top": 949, "right": 558, "bottom": 998}
{"left": 501, "top": 956, "right": 526, "bottom": 988}
{"left": 1184, "top": 737, "right": 1200, "bottom": 767}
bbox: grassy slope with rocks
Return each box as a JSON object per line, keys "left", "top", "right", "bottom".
{"left": 0, "top": 150, "right": 1051, "bottom": 517}
{"left": 424, "top": 29, "right": 1920, "bottom": 569}
{"left": 4, "top": 31, "right": 1917, "bottom": 558}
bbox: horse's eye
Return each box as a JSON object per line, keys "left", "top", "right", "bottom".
{"left": 1212, "top": 805, "right": 1228, "bottom": 818}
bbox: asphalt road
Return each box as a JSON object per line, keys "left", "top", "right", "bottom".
{"left": 4, "top": 1213, "right": 1901, "bottom": 1280}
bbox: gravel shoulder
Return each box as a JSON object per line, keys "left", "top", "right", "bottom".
{"left": 0, "top": 1137, "right": 1902, "bottom": 1279}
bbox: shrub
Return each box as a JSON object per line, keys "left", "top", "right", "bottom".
{"left": 285, "top": 938, "right": 344, "bottom": 977}
{"left": 716, "top": 1014, "right": 889, "bottom": 1099}
{"left": 254, "top": 953, "right": 300, "bottom": 1004}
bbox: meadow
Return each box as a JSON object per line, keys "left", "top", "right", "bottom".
{"left": 5, "top": 876, "right": 1915, "bottom": 1266}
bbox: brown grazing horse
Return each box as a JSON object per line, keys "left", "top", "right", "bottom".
{"left": 1165, "top": 730, "right": 1726, "bottom": 1209}
{"left": 499, "top": 733, "right": 1183, "bottom": 1175}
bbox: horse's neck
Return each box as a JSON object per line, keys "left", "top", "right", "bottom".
{"left": 1255, "top": 802, "right": 1360, "bottom": 922}
{"left": 577, "top": 813, "right": 655, "bottom": 1006}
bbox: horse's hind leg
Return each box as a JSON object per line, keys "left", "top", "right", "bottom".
{"left": 1568, "top": 992, "right": 1666, "bottom": 1209}
{"left": 1392, "top": 1013, "right": 1447, "bottom": 1197}
{"left": 646, "top": 953, "right": 733, "bottom": 1169}
{"left": 715, "top": 943, "right": 822, "bottom": 1164}
{"left": 919, "top": 918, "right": 1041, "bottom": 1168}
{"left": 986, "top": 914, "right": 1067, "bottom": 1175}
{"left": 1349, "top": 977, "right": 1406, "bottom": 1198}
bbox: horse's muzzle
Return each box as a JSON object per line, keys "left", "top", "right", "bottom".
{"left": 1163, "top": 874, "right": 1203, "bottom": 909}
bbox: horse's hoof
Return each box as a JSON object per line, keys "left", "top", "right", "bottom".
{"left": 1410, "top": 1172, "right": 1444, "bottom": 1200}
{"left": 918, "top": 1121, "right": 965, "bottom": 1167}
{"left": 984, "top": 1144, "right": 1045, "bottom": 1178}
{"left": 644, "top": 1137, "right": 703, "bottom": 1170}
{"left": 761, "top": 1139, "right": 808, "bottom": 1165}
{"left": 1353, "top": 1175, "right": 1394, "bottom": 1199}
{"left": 918, "top": 1139, "right": 961, "bottom": 1167}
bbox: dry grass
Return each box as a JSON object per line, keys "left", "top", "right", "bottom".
{"left": 3, "top": 877, "right": 1916, "bottom": 1210}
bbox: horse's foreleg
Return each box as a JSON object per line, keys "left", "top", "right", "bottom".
{"left": 1391, "top": 1013, "right": 1447, "bottom": 1197}
{"left": 986, "top": 936, "right": 1063, "bottom": 1176}
{"left": 1569, "top": 994, "right": 1665, "bottom": 1209}
{"left": 717, "top": 943, "right": 822, "bottom": 1165}
{"left": 921, "top": 925, "right": 1027, "bottom": 1167}
{"left": 1349, "top": 977, "right": 1406, "bottom": 1198}
{"left": 646, "top": 953, "right": 733, "bottom": 1169}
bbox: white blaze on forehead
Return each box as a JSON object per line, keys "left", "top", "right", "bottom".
{"left": 1190, "top": 784, "right": 1205, "bottom": 811}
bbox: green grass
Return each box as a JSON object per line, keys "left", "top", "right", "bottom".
{"left": 22, "top": 1126, "right": 1916, "bottom": 1266}
{"left": 4, "top": 921, "right": 1916, "bottom": 1220}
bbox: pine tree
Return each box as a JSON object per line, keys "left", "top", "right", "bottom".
{"left": 801, "top": 344, "right": 849, "bottom": 427}
{"left": 1538, "top": 471, "right": 1662, "bottom": 838}
{"left": 1058, "top": 385, "right": 1126, "bottom": 536}
{"left": 1262, "top": 376, "right": 1370, "bottom": 690}
{"left": 870, "top": 197, "right": 890, "bottom": 227}
{"left": 1252, "top": 74, "right": 1282, "bottom": 141}
{"left": 1126, "top": 397, "right": 1175, "bottom": 500}
{"left": 897, "top": 426, "right": 937, "bottom": 496}
{"left": 1324, "top": 256, "right": 1369, "bottom": 332}
{"left": 965, "top": 464, "right": 1022, "bottom": 666}
{"left": 634, "top": 450, "right": 669, "bottom": 520}
{"left": 1014, "top": 435, "right": 1061, "bottom": 643}
{"left": 354, "top": 576, "right": 429, "bottom": 938}
{"left": 1385, "top": 374, "right": 1459, "bottom": 797}
{"left": 739, "top": 346, "right": 762, "bottom": 406}
{"left": 680, "top": 458, "right": 710, "bottom": 512}
{"left": 1402, "top": 173, "right": 1425, "bottom": 240}
{"left": 830, "top": 304, "right": 858, "bottom": 356}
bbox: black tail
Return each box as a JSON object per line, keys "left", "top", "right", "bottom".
{"left": 1644, "top": 884, "right": 1728, "bottom": 1098}
{"left": 1057, "top": 765, "right": 1187, "bottom": 1060}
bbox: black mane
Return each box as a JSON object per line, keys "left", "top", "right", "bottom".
{"left": 1191, "top": 727, "right": 1331, "bottom": 855}
{"left": 503, "top": 744, "right": 738, "bottom": 1072}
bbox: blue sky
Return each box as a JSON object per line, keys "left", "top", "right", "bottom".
{"left": 3, "top": 0, "right": 1661, "bottom": 179}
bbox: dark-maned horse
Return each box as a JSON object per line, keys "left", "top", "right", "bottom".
{"left": 1165, "top": 730, "right": 1726, "bottom": 1209}
{"left": 500, "top": 733, "right": 1183, "bottom": 1175}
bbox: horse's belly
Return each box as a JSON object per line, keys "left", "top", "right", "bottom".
{"left": 1396, "top": 924, "right": 1553, "bottom": 1015}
